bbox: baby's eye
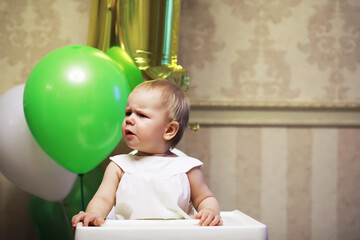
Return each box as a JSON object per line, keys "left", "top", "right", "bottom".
{"left": 125, "top": 111, "right": 131, "bottom": 116}
{"left": 138, "top": 113, "right": 147, "bottom": 118}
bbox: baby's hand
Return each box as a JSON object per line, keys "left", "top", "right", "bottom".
{"left": 194, "top": 208, "right": 223, "bottom": 226}
{"left": 71, "top": 211, "right": 105, "bottom": 230}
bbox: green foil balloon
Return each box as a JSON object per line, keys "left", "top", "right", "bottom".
{"left": 24, "top": 45, "right": 130, "bottom": 174}
{"left": 106, "top": 46, "right": 144, "bottom": 91}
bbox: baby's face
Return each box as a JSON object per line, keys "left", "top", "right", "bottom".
{"left": 122, "top": 88, "right": 170, "bottom": 155}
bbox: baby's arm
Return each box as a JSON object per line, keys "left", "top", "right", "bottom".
{"left": 71, "top": 161, "right": 123, "bottom": 229}
{"left": 187, "top": 167, "right": 222, "bottom": 226}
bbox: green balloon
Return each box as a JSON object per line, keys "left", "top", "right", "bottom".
{"left": 106, "top": 46, "right": 144, "bottom": 91}
{"left": 29, "top": 196, "right": 74, "bottom": 240}
{"left": 64, "top": 166, "right": 104, "bottom": 217}
{"left": 24, "top": 45, "right": 130, "bottom": 174}
{"left": 29, "top": 166, "right": 104, "bottom": 240}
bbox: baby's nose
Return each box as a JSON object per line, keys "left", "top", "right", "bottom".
{"left": 126, "top": 115, "right": 135, "bottom": 125}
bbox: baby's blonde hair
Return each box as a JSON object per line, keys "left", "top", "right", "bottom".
{"left": 134, "top": 79, "right": 189, "bottom": 148}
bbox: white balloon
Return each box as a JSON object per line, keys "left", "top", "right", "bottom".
{"left": 0, "top": 84, "right": 77, "bottom": 201}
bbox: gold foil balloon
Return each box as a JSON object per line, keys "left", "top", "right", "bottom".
{"left": 88, "top": 0, "right": 189, "bottom": 91}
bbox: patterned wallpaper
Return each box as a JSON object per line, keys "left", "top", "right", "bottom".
{"left": 179, "top": 0, "right": 360, "bottom": 103}
{"left": 179, "top": 126, "right": 360, "bottom": 240}
{"left": 0, "top": 0, "right": 360, "bottom": 240}
{"left": 177, "top": 1, "right": 360, "bottom": 239}
{"left": 0, "top": 0, "right": 90, "bottom": 95}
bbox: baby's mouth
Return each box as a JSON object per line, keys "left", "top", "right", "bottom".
{"left": 125, "top": 129, "right": 135, "bottom": 136}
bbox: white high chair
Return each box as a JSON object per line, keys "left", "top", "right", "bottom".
{"left": 75, "top": 210, "right": 268, "bottom": 240}
{"left": 75, "top": 150, "right": 268, "bottom": 239}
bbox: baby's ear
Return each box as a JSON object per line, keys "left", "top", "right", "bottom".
{"left": 164, "top": 121, "right": 179, "bottom": 141}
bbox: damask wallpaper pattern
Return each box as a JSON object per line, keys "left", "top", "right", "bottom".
{"left": 0, "top": 0, "right": 360, "bottom": 240}
{"left": 179, "top": 0, "right": 360, "bottom": 102}
{"left": 0, "top": 0, "right": 90, "bottom": 95}
{"left": 222, "top": 0, "right": 302, "bottom": 100}
{"left": 299, "top": 0, "right": 360, "bottom": 101}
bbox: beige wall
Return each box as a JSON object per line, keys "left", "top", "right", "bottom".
{"left": 179, "top": 0, "right": 360, "bottom": 103}
{"left": 177, "top": 1, "right": 360, "bottom": 240}
{"left": 1, "top": 0, "right": 360, "bottom": 240}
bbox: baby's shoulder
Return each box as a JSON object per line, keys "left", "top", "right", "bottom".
{"left": 170, "top": 155, "right": 203, "bottom": 174}
{"left": 109, "top": 154, "right": 135, "bottom": 172}
{"left": 109, "top": 154, "right": 132, "bottom": 163}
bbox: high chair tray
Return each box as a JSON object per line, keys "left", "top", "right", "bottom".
{"left": 75, "top": 210, "right": 268, "bottom": 240}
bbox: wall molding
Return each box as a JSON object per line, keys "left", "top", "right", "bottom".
{"left": 189, "top": 100, "right": 360, "bottom": 127}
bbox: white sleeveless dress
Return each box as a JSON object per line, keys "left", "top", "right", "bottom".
{"left": 110, "top": 154, "right": 203, "bottom": 220}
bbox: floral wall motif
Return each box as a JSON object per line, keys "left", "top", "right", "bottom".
{"left": 0, "top": 0, "right": 90, "bottom": 95}
{"left": 178, "top": 0, "right": 225, "bottom": 98}
{"left": 299, "top": 0, "right": 360, "bottom": 101}
{"left": 220, "top": 0, "right": 302, "bottom": 100}
{"left": 179, "top": 0, "right": 224, "bottom": 70}
{"left": 1, "top": 0, "right": 360, "bottom": 240}
{"left": 179, "top": 0, "right": 360, "bottom": 103}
